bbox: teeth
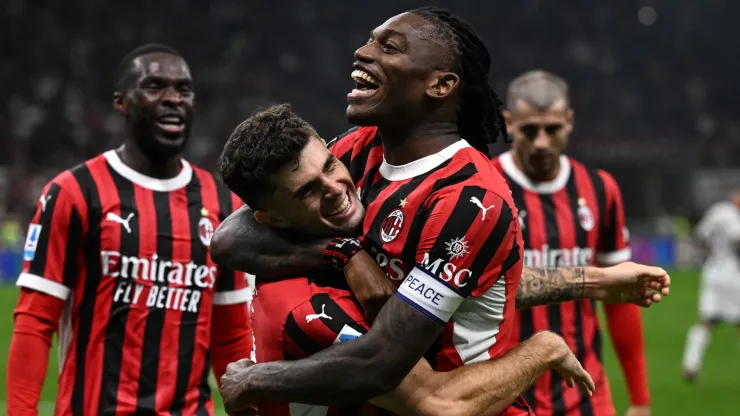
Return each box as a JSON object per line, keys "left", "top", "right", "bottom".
{"left": 351, "top": 70, "right": 380, "bottom": 86}
{"left": 327, "top": 194, "right": 351, "bottom": 217}
{"left": 159, "top": 116, "right": 183, "bottom": 124}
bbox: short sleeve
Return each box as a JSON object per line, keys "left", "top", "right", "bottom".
{"left": 396, "top": 185, "right": 520, "bottom": 324}
{"left": 283, "top": 292, "right": 369, "bottom": 358}
{"left": 596, "top": 170, "right": 632, "bottom": 265}
{"left": 694, "top": 205, "right": 719, "bottom": 242}
{"left": 17, "top": 175, "right": 87, "bottom": 300}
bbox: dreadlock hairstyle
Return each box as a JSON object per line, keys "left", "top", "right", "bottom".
{"left": 115, "top": 43, "right": 181, "bottom": 91}
{"left": 409, "top": 7, "right": 510, "bottom": 154}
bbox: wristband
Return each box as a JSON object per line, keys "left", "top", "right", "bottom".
{"left": 323, "top": 237, "right": 363, "bottom": 270}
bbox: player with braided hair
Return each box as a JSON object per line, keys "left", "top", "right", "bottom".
{"left": 215, "top": 7, "right": 670, "bottom": 415}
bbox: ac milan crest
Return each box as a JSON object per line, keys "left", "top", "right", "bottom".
{"left": 380, "top": 209, "right": 404, "bottom": 243}
{"left": 577, "top": 198, "right": 594, "bottom": 231}
{"left": 198, "top": 216, "right": 215, "bottom": 246}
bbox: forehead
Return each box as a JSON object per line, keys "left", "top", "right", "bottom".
{"left": 131, "top": 52, "right": 191, "bottom": 81}
{"left": 274, "top": 138, "right": 329, "bottom": 191}
{"left": 510, "top": 99, "right": 569, "bottom": 123}
{"left": 374, "top": 13, "right": 448, "bottom": 53}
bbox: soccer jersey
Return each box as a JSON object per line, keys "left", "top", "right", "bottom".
{"left": 695, "top": 201, "right": 740, "bottom": 283}
{"left": 17, "top": 150, "right": 250, "bottom": 415}
{"left": 329, "top": 127, "right": 530, "bottom": 416}
{"left": 493, "top": 150, "right": 631, "bottom": 416}
{"left": 251, "top": 275, "right": 391, "bottom": 416}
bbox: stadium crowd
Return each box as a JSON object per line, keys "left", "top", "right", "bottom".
{"left": 0, "top": 0, "right": 738, "bottom": 246}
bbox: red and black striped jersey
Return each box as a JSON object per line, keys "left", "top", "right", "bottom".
{"left": 16, "top": 150, "right": 251, "bottom": 415}
{"left": 329, "top": 128, "right": 531, "bottom": 416}
{"left": 251, "top": 276, "right": 391, "bottom": 416}
{"left": 493, "top": 150, "right": 631, "bottom": 416}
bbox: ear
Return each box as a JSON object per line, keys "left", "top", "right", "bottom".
{"left": 426, "top": 71, "right": 460, "bottom": 99}
{"left": 564, "top": 108, "right": 574, "bottom": 136}
{"left": 503, "top": 110, "right": 513, "bottom": 130}
{"left": 253, "top": 210, "right": 290, "bottom": 228}
{"left": 113, "top": 92, "right": 128, "bottom": 116}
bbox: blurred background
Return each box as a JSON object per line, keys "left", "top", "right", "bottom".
{"left": 0, "top": 0, "right": 738, "bottom": 414}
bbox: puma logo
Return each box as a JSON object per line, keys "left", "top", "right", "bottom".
{"left": 470, "top": 196, "right": 495, "bottom": 221}
{"left": 39, "top": 195, "right": 52, "bottom": 213}
{"left": 106, "top": 212, "right": 135, "bottom": 234}
{"left": 305, "top": 304, "right": 332, "bottom": 323}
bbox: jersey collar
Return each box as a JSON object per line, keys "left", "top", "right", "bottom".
{"left": 499, "top": 150, "right": 571, "bottom": 194}
{"left": 104, "top": 149, "right": 193, "bottom": 192}
{"left": 379, "top": 139, "right": 471, "bottom": 181}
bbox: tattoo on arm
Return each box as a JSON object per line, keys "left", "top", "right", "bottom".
{"left": 516, "top": 267, "right": 586, "bottom": 309}
{"left": 242, "top": 295, "right": 445, "bottom": 405}
{"left": 210, "top": 205, "right": 328, "bottom": 280}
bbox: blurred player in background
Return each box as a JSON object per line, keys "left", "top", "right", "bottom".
{"left": 681, "top": 189, "right": 740, "bottom": 382}
{"left": 6, "top": 44, "right": 252, "bottom": 415}
{"left": 493, "top": 70, "right": 651, "bottom": 416}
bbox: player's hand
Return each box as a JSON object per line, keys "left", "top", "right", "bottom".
{"left": 592, "top": 262, "right": 670, "bottom": 307}
{"left": 625, "top": 405, "right": 651, "bottom": 416}
{"left": 221, "top": 359, "right": 258, "bottom": 415}
{"left": 550, "top": 341, "right": 596, "bottom": 396}
{"left": 344, "top": 250, "right": 397, "bottom": 325}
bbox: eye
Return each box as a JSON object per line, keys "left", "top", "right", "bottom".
{"left": 381, "top": 42, "right": 399, "bottom": 53}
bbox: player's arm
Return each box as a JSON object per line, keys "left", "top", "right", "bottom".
{"left": 219, "top": 186, "right": 518, "bottom": 408}
{"left": 7, "top": 179, "right": 86, "bottom": 415}
{"left": 595, "top": 170, "right": 650, "bottom": 410}
{"left": 210, "top": 205, "right": 330, "bottom": 279}
{"left": 210, "top": 269, "right": 253, "bottom": 384}
{"left": 373, "top": 330, "right": 593, "bottom": 416}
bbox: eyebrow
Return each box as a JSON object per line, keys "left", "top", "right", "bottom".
{"left": 292, "top": 154, "right": 337, "bottom": 199}
{"left": 370, "top": 28, "right": 407, "bottom": 40}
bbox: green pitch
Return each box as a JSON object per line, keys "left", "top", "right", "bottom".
{"left": 1, "top": 269, "right": 738, "bottom": 415}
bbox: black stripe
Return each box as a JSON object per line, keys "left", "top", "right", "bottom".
{"left": 215, "top": 178, "right": 237, "bottom": 292}
{"left": 70, "top": 164, "right": 101, "bottom": 416}
{"left": 587, "top": 170, "right": 609, "bottom": 253}
{"left": 467, "top": 199, "right": 516, "bottom": 292}
{"left": 348, "top": 134, "right": 382, "bottom": 186}
{"left": 426, "top": 186, "right": 485, "bottom": 262}
{"left": 27, "top": 183, "right": 62, "bottom": 276}
{"left": 566, "top": 172, "right": 594, "bottom": 416}
{"left": 135, "top": 190, "right": 173, "bottom": 412}
{"left": 360, "top": 162, "right": 382, "bottom": 207}
{"left": 171, "top": 174, "right": 207, "bottom": 414}
{"left": 398, "top": 162, "right": 478, "bottom": 264}
{"left": 285, "top": 312, "right": 323, "bottom": 356}
{"left": 540, "top": 194, "right": 565, "bottom": 414}
{"left": 195, "top": 353, "right": 212, "bottom": 416}
{"left": 326, "top": 126, "right": 359, "bottom": 150}
{"left": 62, "top": 211, "right": 83, "bottom": 288}
{"left": 98, "top": 168, "right": 139, "bottom": 414}
{"left": 308, "top": 293, "right": 368, "bottom": 336}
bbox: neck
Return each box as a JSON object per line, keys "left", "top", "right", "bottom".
{"left": 118, "top": 137, "right": 182, "bottom": 179}
{"left": 378, "top": 121, "right": 459, "bottom": 166}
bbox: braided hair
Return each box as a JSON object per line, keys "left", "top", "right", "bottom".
{"left": 409, "top": 7, "right": 509, "bottom": 154}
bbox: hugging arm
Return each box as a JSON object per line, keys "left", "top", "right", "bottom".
{"left": 210, "top": 205, "right": 328, "bottom": 279}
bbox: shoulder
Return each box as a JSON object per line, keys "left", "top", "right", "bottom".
{"left": 434, "top": 148, "right": 516, "bottom": 204}
{"left": 326, "top": 126, "right": 379, "bottom": 153}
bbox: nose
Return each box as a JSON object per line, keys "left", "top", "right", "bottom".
{"left": 323, "top": 179, "right": 345, "bottom": 199}
{"left": 161, "top": 87, "right": 184, "bottom": 106}
{"left": 532, "top": 130, "right": 551, "bottom": 150}
{"left": 354, "top": 43, "right": 374, "bottom": 64}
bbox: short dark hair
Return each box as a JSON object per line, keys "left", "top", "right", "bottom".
{"left": 115, "top": 43, "right": 181, "bottom": 91}
{"left": 506, "top": 70, "right": 570, "bottom": 111}
{"left": 409, "top": 7, "right": 510, "bottom": 154}
{"left": 217, "top": 104, "right": 317, "bottom": 210}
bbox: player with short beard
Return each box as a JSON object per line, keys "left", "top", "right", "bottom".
{"left": 492, "top": 70, "right": 650, "bottom": 416}
{"left": 6, "top": 44, "right": 252, "bottom": 415}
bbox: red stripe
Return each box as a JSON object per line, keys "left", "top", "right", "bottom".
{"left": 113, "top": 186, "right": 155, "bottom": 414}
{"left": 522, "top": 190, "right": 553, "bottom": 409}
{"left": 182, "top": 169, "right": 221, "bottom": 413}
{"left": 282, "top": 332, "right": 308, "bottom": 359}
{"left": 54, "top": 172, "right": 90, "bottom": 412}
{"left": 79, "top": 160, "right": 119, "bottom": 415}
{"left": 355, "top": 145, "right": 383, "bottom": 190}
{"left": 551, "top": 189, "right": 582, "bottom": 416}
